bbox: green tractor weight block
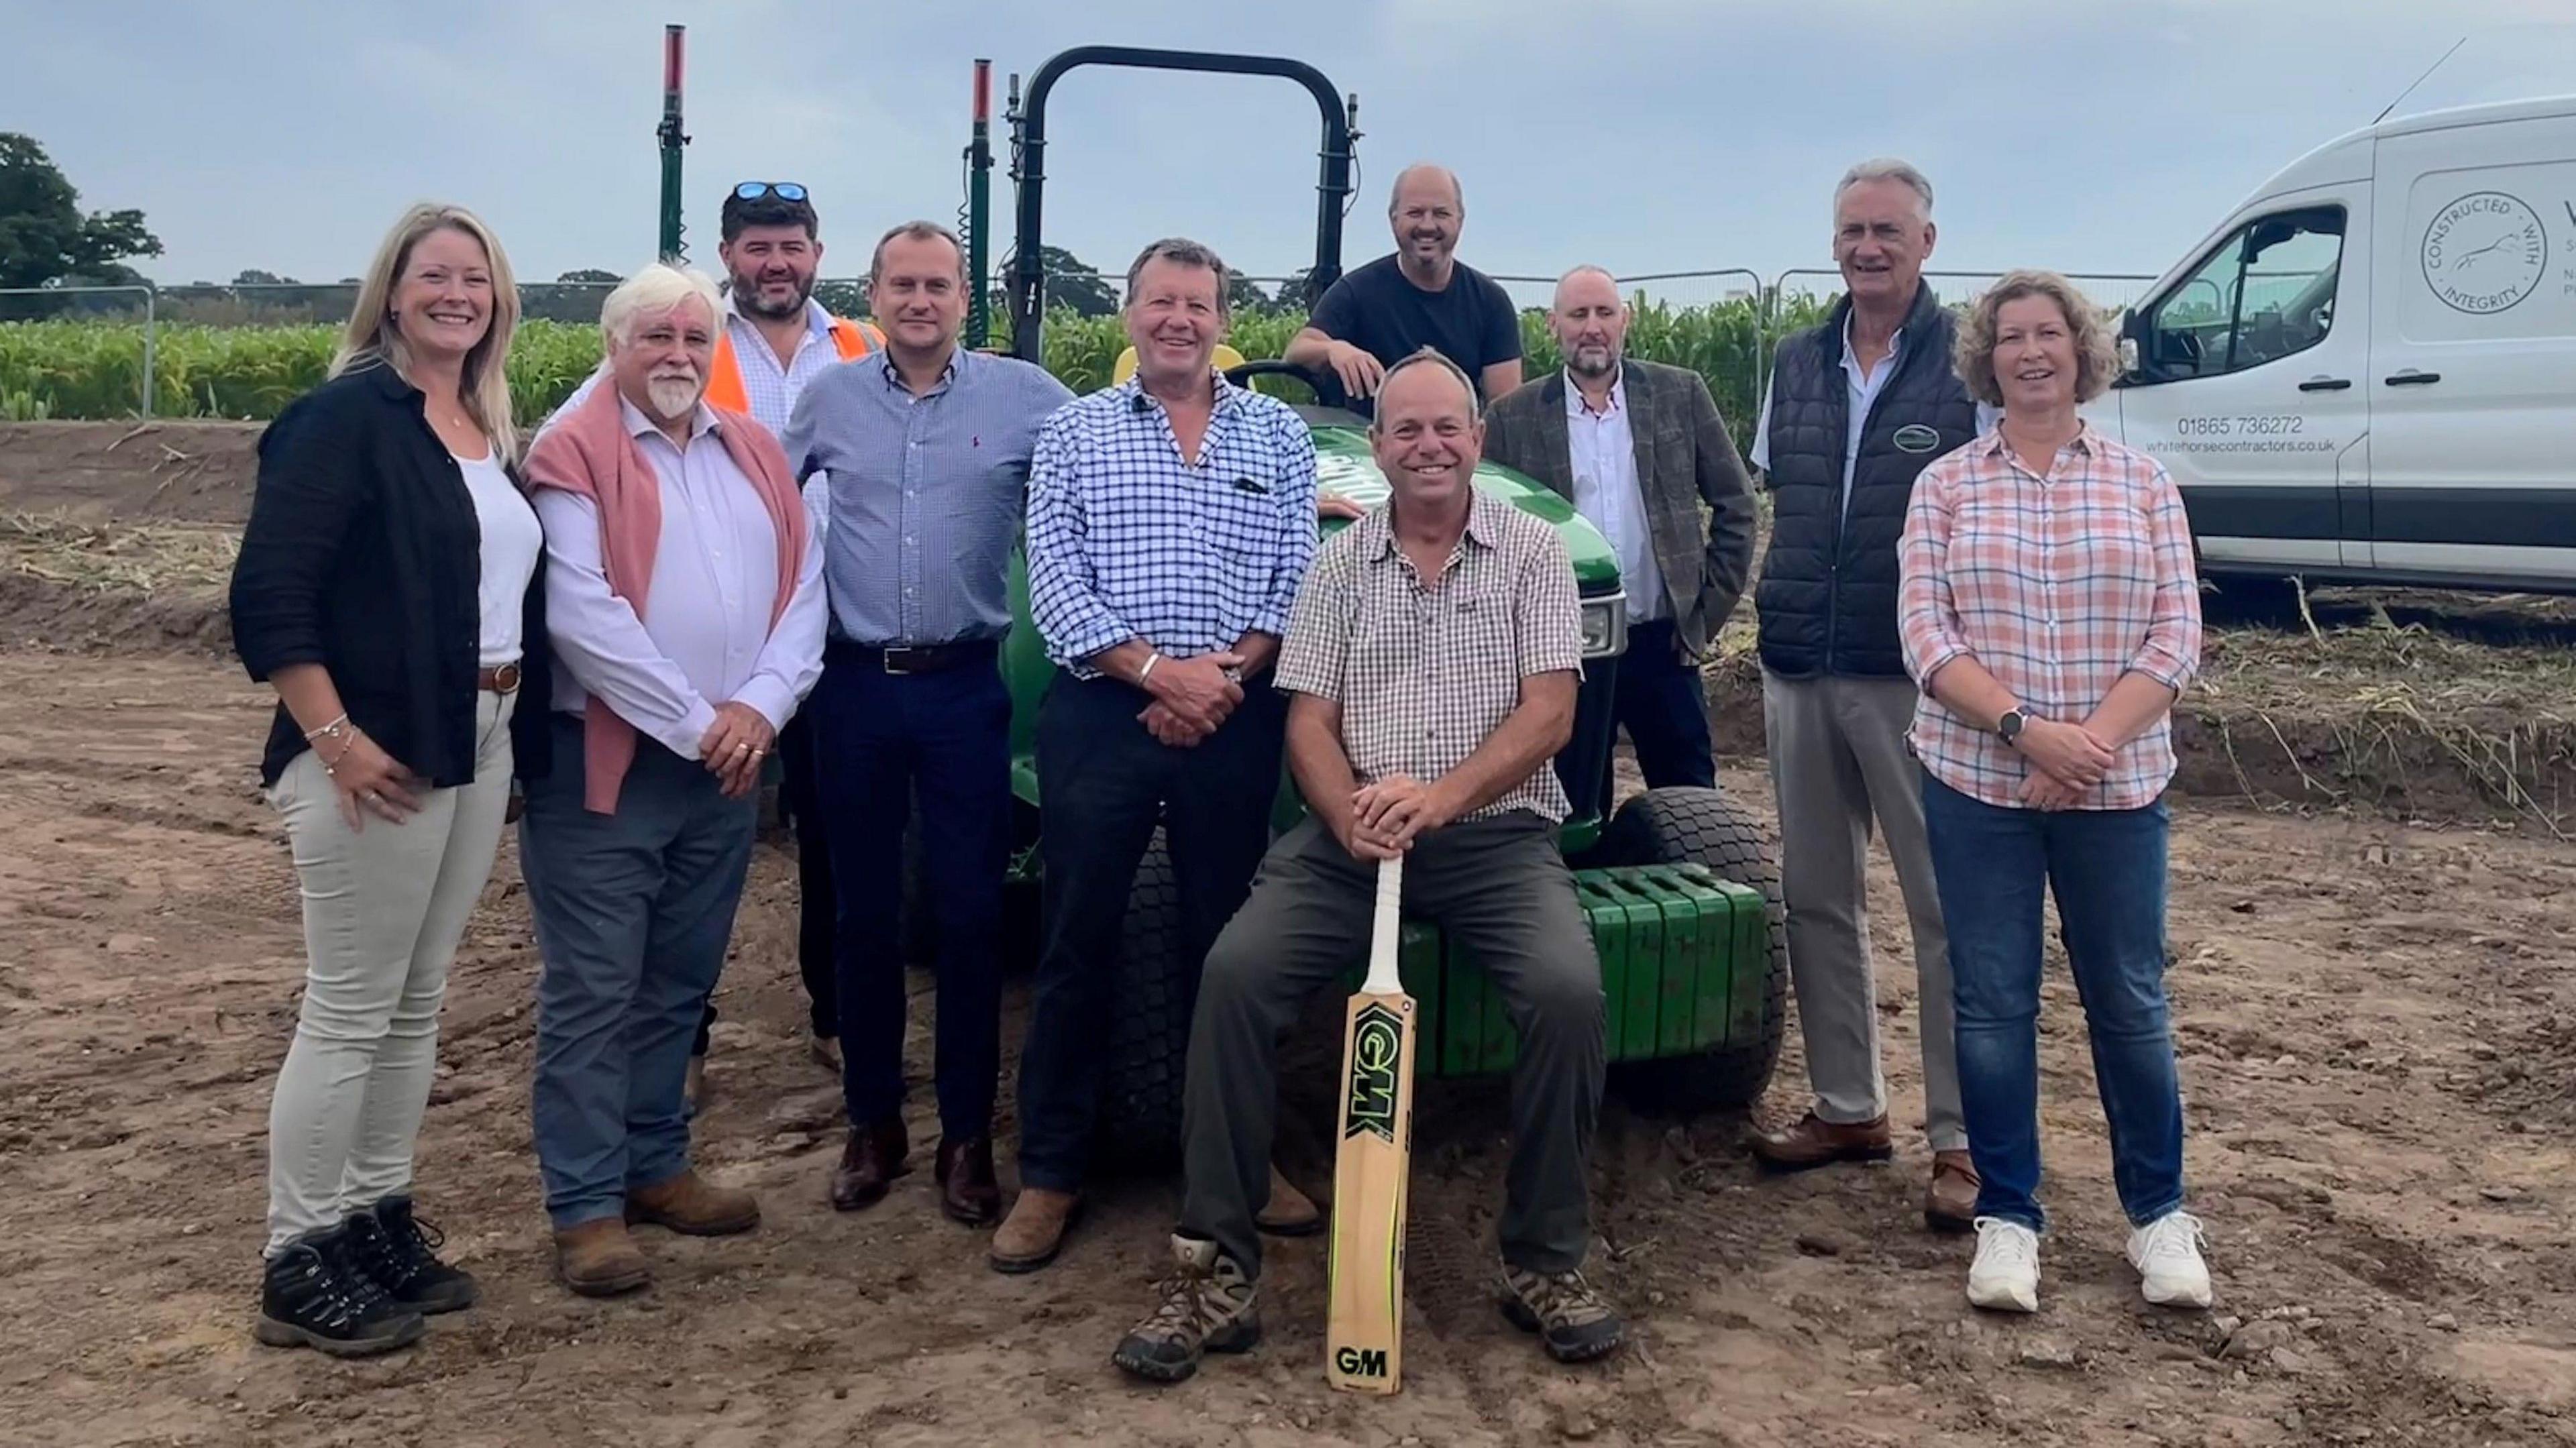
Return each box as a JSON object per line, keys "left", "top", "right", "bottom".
{"left": 1337, "top": 865, "right": 1767, "bottom": 1076}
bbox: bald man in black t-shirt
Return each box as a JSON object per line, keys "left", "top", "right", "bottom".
{"left": 1287, "top": 164, "right": 1523, "bottom": 414}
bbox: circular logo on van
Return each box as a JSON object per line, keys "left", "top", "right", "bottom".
{"left": 2420, "top": 191, "right": 2546, "bottom": 315}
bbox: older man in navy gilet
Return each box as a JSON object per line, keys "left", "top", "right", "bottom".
{"left": 1744, "top": 159, "right": 1995, "bottom": 1232}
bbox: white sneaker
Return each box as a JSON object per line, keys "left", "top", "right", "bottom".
{"left": 2127, "top": 1211, "right": 2212, "bottom": 1308}
{"left": 1966, "top": 1217, "right": 2040, "bottom": 1313}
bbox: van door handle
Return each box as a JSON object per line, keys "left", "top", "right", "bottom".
{"left": 2384, "top": 370, "right": 2441, "bottom": 386}
{"left": 2298, "top": 376, "right": 2352, "bottom": 391}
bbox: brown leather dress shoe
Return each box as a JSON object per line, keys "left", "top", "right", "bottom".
{"left": 626, "top": 1169, "right": 761, "bottom": 1236}
{"left": 1254, "top": 1162, "right": 1322, "bottom": 1237}
{"left": 1925, "top": 1150, "right": 1980, "bottom": 1233}
{"left": 554, "top": 1219, "right": 651, "bottom": 1298}
{"left": 989, "top": 1187, "right": 1081, "bottom": 1274}
{"left": 935, "top": 1136, "right": 1002, "bottom": 1226}
{"left": 1750, "top": 1111, "right": 1895, "bottom": 1171}
{"left": 831, "top": 1117, "right": 910, "bottom": 1213}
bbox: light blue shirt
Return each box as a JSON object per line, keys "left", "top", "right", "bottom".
{"left": 783, "top": 347, "right": 1073, "bottom": 647}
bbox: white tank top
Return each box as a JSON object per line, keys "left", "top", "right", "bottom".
{"left": 455, "top": 449, "right": 543, "bottom": 667}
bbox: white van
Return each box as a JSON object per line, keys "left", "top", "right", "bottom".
{"left": 2096, "top": 95, "right": 2576, "bottom": 594}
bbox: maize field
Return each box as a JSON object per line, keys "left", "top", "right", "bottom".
{"left": 0, "top": 292, "right": 1827, "bottom": 433}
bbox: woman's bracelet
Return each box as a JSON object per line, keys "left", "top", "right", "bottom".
{"left": 318, "top": 726, "right": 365, "bottom": 776}
{"left": 303, "top": 712, "right": 353, "bottom": 743}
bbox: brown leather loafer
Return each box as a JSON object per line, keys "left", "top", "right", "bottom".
{"left": 935, "top": 1135, "right": 1002, "bottom": 1226}
{"left": 1925, "top": 1150, "right": 1980, "bottom": 1233}
{"left": 554, "top": 1219, "right": 651, "bottom": 1298}
{"left": 1750, "top": 1111, "right": 1895, "bottom": 1171}
{"left": 1255, "top": 1162, "right": 1322, "bottom": 1237}
{"left": 831, "top": 1117, "right": 910, "bottom": 1212}
{"left": 989, "top": 1187, "right": 1081, "bottom": 1274}
{"left": 626, "top": 1169, "right": 760, "bottom": 1236}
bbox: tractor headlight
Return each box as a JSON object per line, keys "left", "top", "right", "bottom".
{"left": 1579, "top": 594, "right": 1627, "bottom": 659}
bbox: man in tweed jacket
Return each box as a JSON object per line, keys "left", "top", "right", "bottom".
{"left": 1483, "top": 265, "right": 1758, "bottom": 788}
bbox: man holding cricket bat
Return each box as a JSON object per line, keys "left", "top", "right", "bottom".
{"left": 1112, "top": 348, "right": 1623, "bottom": 1384}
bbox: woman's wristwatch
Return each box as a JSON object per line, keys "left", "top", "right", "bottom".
{"left": 1996, "top": 707, "right": 2031, "bottom": 747}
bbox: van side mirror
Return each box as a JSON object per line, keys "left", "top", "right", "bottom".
{"left": 2119, "top": 335, "right": 2141, "bottom": 378}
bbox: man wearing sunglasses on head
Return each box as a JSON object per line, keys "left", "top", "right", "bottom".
{"left": 555, "top": 182, "right": 885, "bottom": 1104}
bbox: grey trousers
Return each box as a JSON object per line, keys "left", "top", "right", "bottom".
{"left": 262, "top": 691, "right": 517, "bottom": 1254}
{"left": 1178, "top": 812, "right": 1605, "bottom": 1280}
{"left": 521, "top": 716, "right": 757, "bottom": 1229}
{"left": 1761, "top": 671, "right": 1964, "bottom": 1152}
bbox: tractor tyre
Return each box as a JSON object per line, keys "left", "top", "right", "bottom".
{"left": 1090, "top": 832, "right": 1191, "bottom": 1171}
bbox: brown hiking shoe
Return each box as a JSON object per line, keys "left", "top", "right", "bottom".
{"left": 626, "top": 1170, "right": 760, "bottom": 1237}
{"left": 1750, "top": 1111, "right": 1894, "bottom": 1171}
{"left": 1925, "top": 1150, "right": 1981, "bottom": 1233}
{"left": 989, "top": 1187, "right": 1081, "bottom": 1274}
{"left": 1111, "top": 1235, "right": 1260, "bottom": 1383}
{"left": 1255, "top": 1162, "right": 1322, "bottom": 1237}
{"left": 554, "top": 1219, "right": 651, "bottom": 1298}
{"left": 1499, "top": 1258, "right": 1625, "bottom": 1363}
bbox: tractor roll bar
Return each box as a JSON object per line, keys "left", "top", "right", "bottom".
{"left": 1005, "top": 46, "right": 1358, "bottom": 367}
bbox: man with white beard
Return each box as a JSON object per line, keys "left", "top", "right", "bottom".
{"left": 518, "top": 262, "right": 826, "bottom": 1297}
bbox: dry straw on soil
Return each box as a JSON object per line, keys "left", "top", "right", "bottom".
{"left": 1, "top": 511, "right": 239, "bottom": 594}
{"left": 2190, "top": 586, "right": 2575, "bottom": 837}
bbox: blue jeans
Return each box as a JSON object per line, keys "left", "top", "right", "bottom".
{"left": 812, "top": 647, "right": 1013, "bottom": 1140}
{"left": 1920, "top": 771, "right": 2184, "bottom": 1233}
{"left": 521, "top": 716, "right": 757, "bottom": 1229}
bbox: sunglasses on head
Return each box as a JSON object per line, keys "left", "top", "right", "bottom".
{"left": 733, "top": 181, "right": 809, "bottom": 203}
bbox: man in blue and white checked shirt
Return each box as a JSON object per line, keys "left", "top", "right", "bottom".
{"left": 782, "top": 221, "right": 1072, "bottom": 1231}
{"left": 991, "top": 237, "right": 1320, "bottom": 1274}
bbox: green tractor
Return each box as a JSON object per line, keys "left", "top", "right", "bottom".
{"left": 973, "top": 46, "right": 1788, "bottom": 1164}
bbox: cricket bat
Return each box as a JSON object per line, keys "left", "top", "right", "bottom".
{"left": 1326, "top": 854, "right": 1415, "bottom": 1394}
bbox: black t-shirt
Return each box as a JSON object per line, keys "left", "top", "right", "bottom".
{"left": 1307, "top": 254, "right": 1521, "bottom": 410}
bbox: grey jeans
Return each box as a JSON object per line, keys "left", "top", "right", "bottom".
{"left": 521, "top": 716, "right": 757, "bottom": 1229}
{"left": 1762, "top": 671, "right": 1964, "bottom": 1152}
{"left": 1179, "top": 812, "right": 1605, "bottom": 1280}
{"left": 262, "top": 690, "right": 516, "bottom": 1256}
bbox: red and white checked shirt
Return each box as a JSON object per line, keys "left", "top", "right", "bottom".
{"left": 1897, "top": 424, "right": 2202, "bottom": 810}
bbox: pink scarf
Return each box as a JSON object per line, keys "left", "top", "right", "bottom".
{"left": 523, "top": 378, "right": 809, "bottom": 814}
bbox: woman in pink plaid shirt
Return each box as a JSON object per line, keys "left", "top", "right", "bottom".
{"left": 1896, "top": 270, "right": 2208, "bottom": 1319}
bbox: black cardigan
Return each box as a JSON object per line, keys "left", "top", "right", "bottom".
{"left": 228, "top": 363, "right": 553, "bottom": 789}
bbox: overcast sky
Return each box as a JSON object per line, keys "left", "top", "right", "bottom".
{"left": 9, "top": 0, "right": 2573, "bottom": 302}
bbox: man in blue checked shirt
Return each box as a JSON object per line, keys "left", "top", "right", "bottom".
{"left": 993, "top": 237, "right": 1320, "bottom": 1274}
{"left": 782, "top": 220, "right": 1073, "bottom": 1231}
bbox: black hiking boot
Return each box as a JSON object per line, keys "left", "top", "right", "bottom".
{"left": 254, "top": 1223, "right": 427, "bottom": 1357}
{"left": 347, "top": 1195, "right": 480, "bottom": 1314}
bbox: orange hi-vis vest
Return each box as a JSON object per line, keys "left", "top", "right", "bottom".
{"left": 702, "top": 315, "right": 885, "bottom": 415}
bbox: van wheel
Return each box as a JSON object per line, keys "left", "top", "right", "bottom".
{"left": 1591, "top": 786, "right": 1788, "bottom": 1114}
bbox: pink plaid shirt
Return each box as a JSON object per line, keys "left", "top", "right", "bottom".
{"left": 1897, "top": 424, "right": 2202, "bottom": 810}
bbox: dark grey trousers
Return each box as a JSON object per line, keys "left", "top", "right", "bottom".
{"left": 1177, "top": 812, "right": 1605, "bottom": 1280}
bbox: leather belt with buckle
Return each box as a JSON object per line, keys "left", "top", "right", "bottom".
{"left": 478, "top": 663, "right": 523, "bottom": 694}
{"left": 825, "top": 638, "right": 999, "bottom": 675}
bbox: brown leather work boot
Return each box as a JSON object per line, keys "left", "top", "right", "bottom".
{"left": 1254, "top": 1162, "right": 1322, "bottom": 1237}
{"left": 1925, "top": 1150, "right": 1981, "bottom": 1233}
{"left": 554, "top": 1219, "right": 651, "bottom": 1298}
{"left": 989, "top": 1187, "right": 1081, "bottom": 1274}
{"left": 935, "top": 1135, "right": 1002, "bottom": 1226}
{"left": 626, "top": 1170, "right": 760, "bottom": 1236}
{"left": 1750, "top": 1111, "right": 1895, "bottom": 1171}
{"left": 831, "top": 1117, "right": 910, "bottom": 1213}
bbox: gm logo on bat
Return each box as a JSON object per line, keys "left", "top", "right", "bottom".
{"left": 1342, "top": 1003, "right": 1408, "bottom": 1141}
{"left": 1334, "top": 1345, "right": 1391, "bottom": 1379}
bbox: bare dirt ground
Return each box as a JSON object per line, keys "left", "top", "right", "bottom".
{"left": 3, "top": 419, "right": 2574, "bottom": 1447}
